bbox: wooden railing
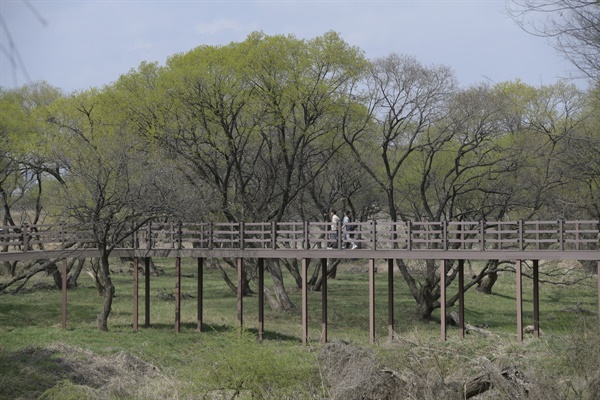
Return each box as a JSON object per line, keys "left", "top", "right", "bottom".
{"left": 1, "top": 220, "right": 599, "bottom": 255}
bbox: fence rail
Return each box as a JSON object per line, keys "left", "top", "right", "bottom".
{"left": 1, "top": 220, "right": 599, "bottom": 256}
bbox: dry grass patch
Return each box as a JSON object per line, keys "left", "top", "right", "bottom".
{"left": 0, "top": 342, "right": 180, "bottom": 400}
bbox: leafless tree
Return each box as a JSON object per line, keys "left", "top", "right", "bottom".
{"left": 508, "top": 0, "right": 600, "bottom": 81}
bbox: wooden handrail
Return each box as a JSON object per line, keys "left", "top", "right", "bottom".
{"left": 0, "top": 220, "right": 598, "bottom": 256}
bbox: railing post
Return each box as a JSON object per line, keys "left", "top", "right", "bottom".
{"left": 60, "top": 222, "right": 65, "bottom": 248}
{"left": 337, "top": 220, "right": 342, "bottom": 250}
{"left": 271, "top": 221, "right": 277, "bottom": 250}
{"left": 239, "top": 221, "right": 245, "bottom": 250}
{"left": 371, "top": 220, "right": 377, "bottom": 250}
{"left": 442, "top": 220, "right": 448, "bottom": 251}
{"left": 170, "top": 221, "right": 175, "bottom": 248}
{"left": 480, "top": 220, "right": 485, "bottom": 251}
{"left": 22, "top": 224, "right": 28, "bottom": 252}
{"left": 559, "top": 219, "right": 565, "bottom": 252}
{"left": 146, "top": 222, "right": 152, "bottom": 250}
{"left": 304, "top": 221, "right": 310, "bottom": 249}
{"left": 575, "top": 221, "right": 580, "bottom": 251}
{"left": 407, "top": 221, "right": 412, "bottom": 251}
{"left": 177, "top": 221, "right": 183, "bottom": 250}
{"left": 208, "top": 222, "right": 214, "bottom": 250}
{"left": 519, "top": 220, "right": 524, "bottom": 251}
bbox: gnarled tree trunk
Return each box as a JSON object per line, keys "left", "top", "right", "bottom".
{"left": 96, "top": 251, "right": 115, "bottom": 331}
{"left": 265, "top": 259, "right": 295, "bottom": 311}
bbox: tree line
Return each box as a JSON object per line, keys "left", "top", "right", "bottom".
{"left": 1, "top": 31, "right": 599, "bottom": 330}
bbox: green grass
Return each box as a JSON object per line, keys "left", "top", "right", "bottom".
{"left": 1, "top": 257, "right": 599, "bottom": 399}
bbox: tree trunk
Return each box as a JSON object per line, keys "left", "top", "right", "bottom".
{"left": 96, "top": 252, "right": 115, "bottom": 331}
{"left": 396, "top": 259, "right": 438, "bottom": 320}
{"left": 308, "top": 260, "right": 319, "bottom": 286}
{"left": 580, "top": 259, "right": 597, "bottom": 274}
{"left": 477, "top": 272, "right": 498, "bottom": 294}
{"left": 2, "top": 260, "right": 18, "bottom": 276}
{"left": 67, "top": 258, "right": 86, "bottom": 287}
{"left": 414, "top": 287, "right": 437, "bottom": 321}
{"left": 266, "top": 259, "right": 295, "bottom": 311}
{"left": 313, "top": 259, "right": 341, "bottom": 291}
{"left": 282, "top": 259, "right": 302, "bottom": 288}
{"left": 213, "top": 259, "right": 237, "bottom": 295}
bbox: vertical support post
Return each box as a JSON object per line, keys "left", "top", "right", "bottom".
{"left": 258, "top": 258, "right": 264, "bottom": 341}
{"left": 302, "top": 258, "right": 308, "bottom": 347}
{"left": 458, "top": 261, "right": 465, "bottom": 338}
{"left": 175, "top": 257, "right": 181, "bottom": 333}
{"left": 516, "top": 260, "right": 523, "bottom": 343}
{"left": 597, "top": 260, "right": 599, "bottom": 328}
{"left": 144, "top": 257, "right": 150, "bottom": 327}
{"left": 369, "top": 259, "right": 376, "bottom": 344}
{"left": 133, "top": 257, "right": 138, "bottom": 331}
{"left": 62, "top": 259, "right": 67, "bottom": 330}
{"left": 197, "top": 258, "right": 203, "bottom": 332}
{"left": 237, "top": 258, "right": 243, "bottom": 335}
{"left": 533, "top": 260, "right": 540, "bottom": 338}
{"left": 388, "top": 259, "right": 394, "bottom": 342}
{"left": 440, "top": 259, "right": 447, "bottom": 341}
{"left": 321, "top": 258, "right": 328, "bottom": 344}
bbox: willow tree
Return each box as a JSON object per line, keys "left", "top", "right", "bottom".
{"left": 44, "top": 88, "right": 168, "bottom": 331}
{"left": 120, "top": 31, "right": 369, "bottom": 311}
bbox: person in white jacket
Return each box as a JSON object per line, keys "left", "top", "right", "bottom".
{"left": 327, "top": 210, "right": 340, "bottom": 249}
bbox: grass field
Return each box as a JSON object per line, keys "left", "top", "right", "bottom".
{"left": 1, "top": 257, "right": 599, "bottom": 399}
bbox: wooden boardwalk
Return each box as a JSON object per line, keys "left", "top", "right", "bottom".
{"left": 1, "top": 220, "right": 599, "bottom": 343}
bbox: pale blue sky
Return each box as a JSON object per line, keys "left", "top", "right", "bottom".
{"left": 0, "top": 0, "right": 584, "bottom": 93}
